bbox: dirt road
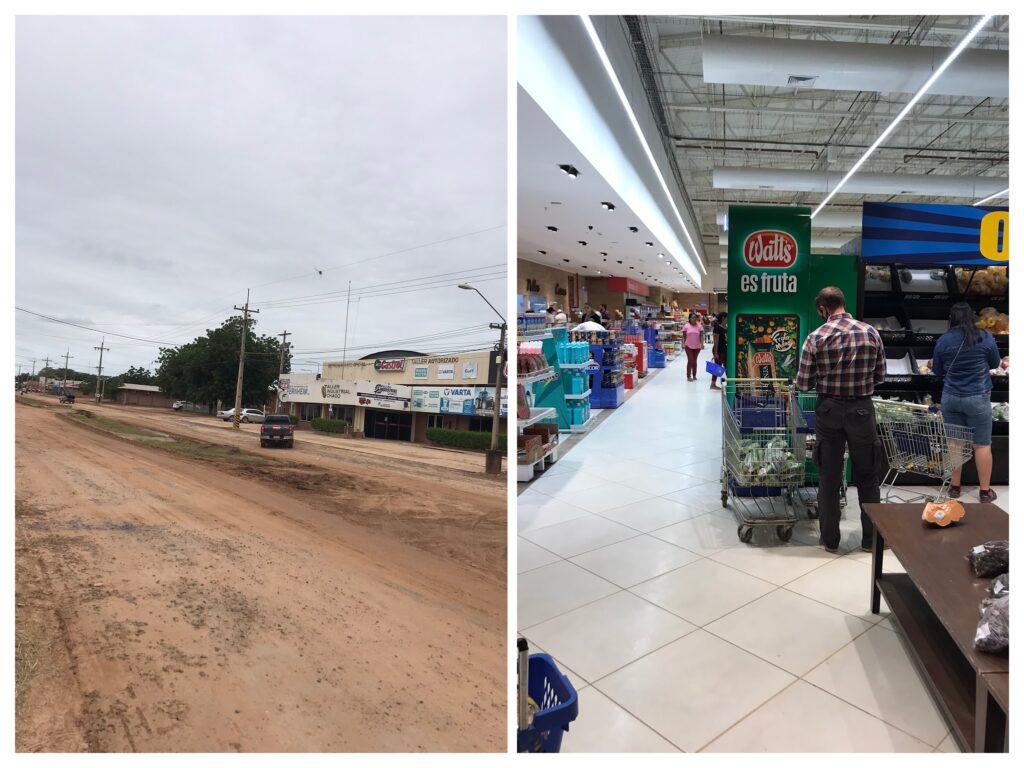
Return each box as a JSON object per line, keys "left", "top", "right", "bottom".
{"left": 15, "top": 399, "right": 507, "bottom": 752}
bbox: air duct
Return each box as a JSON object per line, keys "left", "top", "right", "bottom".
{"left": 701, "top": 36, "right": 1008, "bottom": 98}
{"left": 713, "top": 168, "right": 1007, "bottom": 198}
{"left": 718, "top": 210, "right": 861, "bottom": 229}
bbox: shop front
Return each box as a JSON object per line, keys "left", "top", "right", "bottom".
{"left": 277, "top": 348, "right": 506, "bottom": 443}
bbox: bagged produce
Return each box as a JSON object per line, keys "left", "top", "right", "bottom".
{"left": 974, "top": 595, "right": 1009, "bottom": 653}
{"left": 922, "top": 499, "right": 966, "bottom": 527}
{"left": 990, "top": 572, "right": 1009, "bottom": 598}
{"left": 991, "top": 403, "right": 1009, "bottom": 421}
{"left": 967, "top": 540, "right": 1009, "bottom": 578}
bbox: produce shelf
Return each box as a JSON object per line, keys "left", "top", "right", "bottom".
{"left": 519, "top": 368, "right": 556, "bottom": 385}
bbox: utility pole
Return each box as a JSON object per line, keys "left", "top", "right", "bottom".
{"left": 276, "top": 330, "right": 291, "bottom": 413}
{"left": 94, "top": 337, "right": 109, "bottom": 403}
{"left": 62, "top": 349, "right": 73, "bottom": 394}
{"left": 30, "top": 360, "right": 36, "bottom": 377}
{"left": 232, "top": 290, "right": 259, "bottom": 429}
{"left": 487, "top": 322, "right": 507, "bottom": 475}
{"left": 341, "top": 280, "right": 352, "bottom": 379}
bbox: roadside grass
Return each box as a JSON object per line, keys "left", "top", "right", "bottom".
{"left": 66, "top": 410, "right": 163, "bottom": 437}
{"left": 138, "top": 437, "right": 269, "bottom": 464}
{"left": 15, "top": 397, "right": 53, "bottom": 410}
{"left": 15, "top": 628, "right": 39, "bottom": 707}
{"left": 60, "top": 409, "right": 269, "bottom": 465}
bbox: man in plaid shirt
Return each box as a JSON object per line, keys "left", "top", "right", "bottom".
{"left": 797, "top": 287, "right": 887, "bottom": 553}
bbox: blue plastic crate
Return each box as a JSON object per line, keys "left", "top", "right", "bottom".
{"left": 517, "top": 653, "right": 579, "bottom": 753}
{"left": 729, "top": 479, "right": 783, "bottom": 497}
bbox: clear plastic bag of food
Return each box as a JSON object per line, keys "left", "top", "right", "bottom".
{"left": 967, "top": 540, "right": 1009, "bottom": 578}
{"left": 974, "top": 595, "right": 1009, "bottom": 653}
{"left": 990, "top": 572, "right": 1009, "bottom": 598}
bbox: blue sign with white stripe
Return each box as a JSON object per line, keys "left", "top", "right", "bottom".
{"left": 861, "top": 202, "right": 1008, "bottom": 265}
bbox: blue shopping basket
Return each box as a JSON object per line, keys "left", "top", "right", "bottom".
{"left": 706, "top": 360, "right": 726, "bottom": 378}
{"left": 517, "top": 644, "right": 579, "bottom": 752}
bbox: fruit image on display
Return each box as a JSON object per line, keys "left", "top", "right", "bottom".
{"left": 736, "top": 314, "right": 800, "bottom": 381}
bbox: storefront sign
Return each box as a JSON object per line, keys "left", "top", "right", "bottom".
{"left": 356, "top": 382, "right": 411, "bottom": 410}
{"left": 862, "top": 202, "right": 1009, "bottom": 265}
{"left": 413, "top": 366, "right": 429, "bottom": 380}
{"left": 607, "top": 277, "right": 650, "bottom": 297}
{"left": 277, "top": 377, "right": 310, "bottom": 402}
{"left": 373, "top": 358, "right": 407, "bottom": 372}
{"left": 437, "top": 364, "right": 455, "bottom": 380}
{"left": 410, "top": 386, "right": 507, "bottom": 417}
{"left": 462, "top": 361, "right": 478, "bottom": 380}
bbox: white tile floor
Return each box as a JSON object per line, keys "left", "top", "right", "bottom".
{"left": 518, "top": 350, "right": 1007, "bottom": 753}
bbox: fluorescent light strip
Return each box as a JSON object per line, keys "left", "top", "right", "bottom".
{"left": 580, "top": 15, "right": 706, "bottom": 276}
{"left": 973, "top": 187, "right": 1009, "bottom": 206}
{"left": 811, "top": 14, "right": 993, "bottom": 219}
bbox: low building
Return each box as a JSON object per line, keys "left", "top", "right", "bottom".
{"left": 277, "top": 348, "right": 507, "bottom": 443}
{"left": 116, "top": 383, "right": 176, "bottom": 408}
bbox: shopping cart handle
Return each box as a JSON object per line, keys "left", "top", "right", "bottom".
{"left": 518, "top": 638, "right": 529, "bottom": 652}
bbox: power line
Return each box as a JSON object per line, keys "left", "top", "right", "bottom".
{"left": 247, "top": 224, "right": 506, "bottom": 292}
{"left": 257, "top": 274, "right": 506, "bottom": 312}
{"left": 253, "top": 262, "right": 506, "bottom": 307}
{"left": 15, "top": 307, "right": 181, "bottom": 346}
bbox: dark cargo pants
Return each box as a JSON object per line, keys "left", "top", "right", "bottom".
{"left": 813, "top": 397, "right": 883, "bottom": 550}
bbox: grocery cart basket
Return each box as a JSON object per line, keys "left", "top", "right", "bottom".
{"left": 516, "top": 638, "right": 579, "bottom": 753}
{"left": 721, "top": 378, "right": 807, "bottom": 543}
{"left": 873, "top": 398, "right": 974, "bottom": 503}
{"left": 791, "top": 391, "right": 848, "bottom": 519}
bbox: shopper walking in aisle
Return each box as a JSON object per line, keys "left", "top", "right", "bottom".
{"left": 931, "top": 302, "right": 1002, "bottom": 502}
{"left": 710, "top": 312, "right": 728, "bottom": 390}
{"left": 682, "top": 312, "right": 703, "bottom": 382}
{"left": 582, "top": 303, "right": 603, "bottom": 325}
{"left": 796, "top": 287, "right": 886, "bottom": 553}
{"left": 552, "top": 304, "right": 568, "bottom": 326}
{"left": 545, "top": 305, "right": 557, "bottom": 327}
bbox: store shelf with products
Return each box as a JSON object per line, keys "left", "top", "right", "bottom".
{"left": 517, "top": 311, "right": 549, "bottom": 338}
{"left": 517, "top": 407, "right": 556, "bottom": 429}
{"left": 861, "top": 262, "right": 1010, "bottom": 485}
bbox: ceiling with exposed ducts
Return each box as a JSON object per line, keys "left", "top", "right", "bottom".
{"left": 623, "top": 14, "right": 1009, "bottom": 276}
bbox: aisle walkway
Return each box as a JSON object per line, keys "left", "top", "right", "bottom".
{"left": 518, "top": 351, "right": 1006, "bottom": 753}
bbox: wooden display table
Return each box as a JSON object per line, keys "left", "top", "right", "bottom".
{"left": 865, "top": 503, "right": 1008, "bottom": 752}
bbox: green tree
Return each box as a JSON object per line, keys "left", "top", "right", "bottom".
{"left": 155, "top": 317, "right": 288, "bottom": 410}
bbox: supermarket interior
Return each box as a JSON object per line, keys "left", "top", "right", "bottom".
{"left": 515, "top": 15, "right": 1009, "bottom": 754}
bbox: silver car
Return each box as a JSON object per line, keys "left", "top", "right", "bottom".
{"left": 239, "top": 409, "right": 265, "bottom": 423}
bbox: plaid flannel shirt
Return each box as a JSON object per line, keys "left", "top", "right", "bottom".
{"left": 796, "top": 313, "right": 886, "bottom": 397}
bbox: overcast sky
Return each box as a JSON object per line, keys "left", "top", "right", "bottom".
{"left": 15, "top": 16, "right": 507, "bottom": 378}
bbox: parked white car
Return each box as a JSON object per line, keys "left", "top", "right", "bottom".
{"left": 239, "top": 409, "right": 265, "bottom": 423}
{"left": 217, "top": 407, "right": 235, "bottom": 421}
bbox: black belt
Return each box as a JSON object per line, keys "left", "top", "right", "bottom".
{"left": 819, "top": 394, "right": 871, "bottom": 401}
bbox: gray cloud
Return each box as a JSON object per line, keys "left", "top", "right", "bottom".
{"left": 16, "top": 16, "right": 507, "bottom": 377}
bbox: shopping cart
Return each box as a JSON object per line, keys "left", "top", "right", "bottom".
{"left": 873, "top": 398, "right": 974, "bottom": 503}
{"left": 791, "top": 391, "right": 848, "bottom": 519}
{"left": 516, "top": 638, "right": 579, "bottom": 753}
{"left": 720, "top": 378, "right": 807, "bottom": 543}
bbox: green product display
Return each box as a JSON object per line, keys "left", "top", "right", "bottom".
{"left": 530, "top": 328, "right": 574, "bottom": 432}
{"left": 726, "top": 206, "right": 812, "bottom": 380}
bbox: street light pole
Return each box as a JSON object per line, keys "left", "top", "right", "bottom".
{"left": 458, "top": 283, "right": 506, "bottom": 475}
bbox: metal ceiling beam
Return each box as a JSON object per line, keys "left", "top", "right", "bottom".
{"left": 667, "top": 103, "right": 1006, "bottom": 126}
{"left": 657, "top": 17, "right": 1008, "bottom": 46}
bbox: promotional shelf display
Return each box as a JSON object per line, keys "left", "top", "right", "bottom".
{"left": 644, "top": 325, "right": 666, "bottom": 368}
{"left": 518, "top": 312, "right": 548, "bottom": 337}
{"left": 859, "top": 202, "right": 1009, "bottom": 485}
{"left": 516, "top": 339, "right": 560, "bottom": 482}
{"left": 572, "top": 330, "right": 625, "bottom": 410}
{"left": 623, "top": 330, "right": 648, "bottom": 378}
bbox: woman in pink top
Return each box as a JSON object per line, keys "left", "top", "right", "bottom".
{"left": 682, "top": 312, "right": 704, "bottom": 381}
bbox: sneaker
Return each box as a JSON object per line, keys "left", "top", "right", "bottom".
{"left": 980, "top": 489, "right": 998, "bottom": 503}
{"left": 948, "top": 485, "right": 961, "bottom": 499}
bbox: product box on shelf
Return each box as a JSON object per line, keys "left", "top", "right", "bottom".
{"left": 517, "top": 434, "right": 543, "bottom": 465}
{"left": 523, "top": 423, "right": 559, "bottom": 450}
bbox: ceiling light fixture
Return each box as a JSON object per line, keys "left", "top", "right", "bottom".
{"left": 558, "top": 164, "right": 580, "bottom": 178}
{"left": 645, "top": 242, "right": 654, "bottom": 247}
{"left": 657, "top": 253, "right": 664, "bottom": 258}
{"left": 601, "top": 201, "right": 616, "bottom": 210}
{"left": 974, "top": 187, "right": 1009, "bottom": 206}
{"left": 578, "top": 240, "right": 587, "bottom": 246}
{"left": 547, "top": 226, "right": 559, "bottom": 232}
{"left": 537, "top": 250, "right": 547, "bottom": 255}
{"left": 811, "top": 14, "right": 994, "bottom": 219}
{"left": 563, "top": 258, "right": 570, "bottom": 263}
{"left": 580, "top": 15, "right": 706, "bottom": 277}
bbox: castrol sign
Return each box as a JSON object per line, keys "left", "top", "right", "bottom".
{"left": 743, "top": 230, "right": 797, "bottom": 268}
